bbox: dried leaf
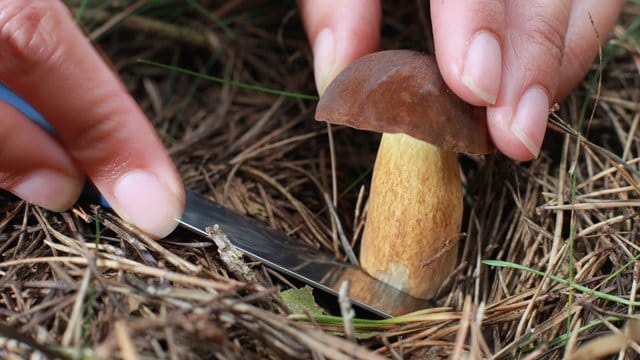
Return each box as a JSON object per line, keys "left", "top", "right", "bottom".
{"left": 280, "top": 286, "right": 324, "bottom": 316}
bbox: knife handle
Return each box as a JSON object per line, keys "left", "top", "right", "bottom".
{"left": 0, "top": 83, "right": 110, "bottom": 207}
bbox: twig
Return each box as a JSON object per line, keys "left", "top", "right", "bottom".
{"left": 115, "top": 321, "right": 140, "bottom": 360}
{"left": 206, "top": 225, "right": 257, "bottom": 282}
{"left": 324, "top": 193, "right": 359, "bottom": 266}
{"left": 77, "top": 6, "right": 220, "bottom": 49}
{"left": 0, "top": 322, "right": 70, "bottom": 360}
{"left": 338, "top": 280, "right": 355, "bottom": 342}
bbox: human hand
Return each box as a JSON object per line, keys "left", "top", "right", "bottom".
{"left": 299, "top": 0, "right": 625, "bottom": 161}
{"left": 0, "top": 1, "right": 184, "bottom": 237}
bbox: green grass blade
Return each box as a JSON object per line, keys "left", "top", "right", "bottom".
{"left": 290, "top": 308, "right": 458, "bottom": 328}
{"left": 138, "top": 59, "right": 319, "bottom": 101}
{"left": 340, "top": 165, "right": 373, "bottom": 196}
{"left": 185, "top": 0, "right": 234, "bottom": 37}
{"left": 546, "top": 316, "right": 622, "bottom": 349}
{"left": 483, "top": 259, "right": 640, "bottom": 306}
{"left": 74, "top": 0, "right": 89, "bottom": 21}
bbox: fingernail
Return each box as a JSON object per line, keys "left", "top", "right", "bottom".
{"left": 12, "top": 170, "right": 82, "bottom": 211}
{"left": 112, "top": 169, "right": 183, "bottom": 238}
{"left": 510, "top": 86, "right": 550, "bottom": 158}
{"left": 313, "top": 28, "right": 336, "bottom": 95}
{"left": 462, "top": 31, "right": 502, "bottom": 104}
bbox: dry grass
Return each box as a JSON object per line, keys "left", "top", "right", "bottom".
{"left": 2, "top": 1, "right": 640, "bottom": 358}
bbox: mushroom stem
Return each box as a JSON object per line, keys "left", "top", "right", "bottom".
{"left": 360, "top": 132, "right": 462, "bottom": 299}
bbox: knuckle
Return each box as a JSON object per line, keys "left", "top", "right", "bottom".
{"left": 523, "top": 12, "right": 566, "bottom": 67}
{"left": 67, "top": 114, "right": 122, "bottom": 158}
{"left": 0, "top": 1, "right": 69, "bottom": 75}
{"left": 63, "top": 101, "right": 134, "bottom": 175}
{"left": 471, "top": 0, "right": 506, "bottom": 26}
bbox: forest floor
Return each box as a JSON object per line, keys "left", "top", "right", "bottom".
{"left": 2, "top": 1, "right": 640, "bottom": 359}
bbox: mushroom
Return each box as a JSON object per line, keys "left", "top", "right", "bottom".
{"left": 315, "top": 50, "right": 493, "bottom": 299}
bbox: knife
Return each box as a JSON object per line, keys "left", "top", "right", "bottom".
{"left": 0, "top": 83, "right": 432, "bottom": 318}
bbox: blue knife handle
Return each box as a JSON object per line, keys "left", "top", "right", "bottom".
{"left": 0, "top": 83, "right": 55, "bottom": 136}
{"left": 0, "top": 83, "right": 110, "bottom": 207}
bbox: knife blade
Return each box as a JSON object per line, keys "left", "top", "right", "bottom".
{"left": 181, "top": 191, "right": 432, "bottom": 317}
{"left": 1, "top": 83, "right": 432, "bottom": 317}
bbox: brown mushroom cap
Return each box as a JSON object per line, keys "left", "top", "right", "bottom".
{"left": 315, "top": 50, "right": 494, "bottom": 154}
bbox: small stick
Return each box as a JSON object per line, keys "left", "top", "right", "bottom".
{"left": 338, "top": 280, "right": 355, "bottom": 342}
{"left": 206, "top": 225, "right": 257, "bottom": 282}
{"left": 115, "top": 321, "right": 140, "bottom": 360}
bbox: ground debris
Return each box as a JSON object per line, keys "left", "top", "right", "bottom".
{"left": 206, "top": 224, "right": 257, "bottom": 282}
{"left": 568, "top": 319, "right": 640, "bottom": 360}
{"left": 1, "top": 1, "right": 639, "bottom": 359}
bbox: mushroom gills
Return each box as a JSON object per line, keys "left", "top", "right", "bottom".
{"left": 360, "top": 132, "right": 463, "bottom": 299}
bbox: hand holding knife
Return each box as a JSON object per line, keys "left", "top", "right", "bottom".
{"left": 0, "top": 83, "right": 431, "bottom": 318}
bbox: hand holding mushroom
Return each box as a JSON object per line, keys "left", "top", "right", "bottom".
{"left": 316, "top": 50, "right": 492, "bottom": 299}
{"left": 300, "top": 0, "right": 624, "bottom": 161}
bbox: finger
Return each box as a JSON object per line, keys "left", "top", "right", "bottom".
{"left": 0, "top": 102, "right": 83, "bottom": 211}
{"left": 298, "top": 0, "right": 381, "bottom": 94}
{"left": 431, "top": 0, "right": 506, "bottom": 106}
{"left": 556, "top": 0, "right": 625, "bottom": 100}
{"left": 0, "top": 1, "right": 184, "bottom": 237}
{"left": 486, "top": 1, "right": 572, "bottom": 161}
